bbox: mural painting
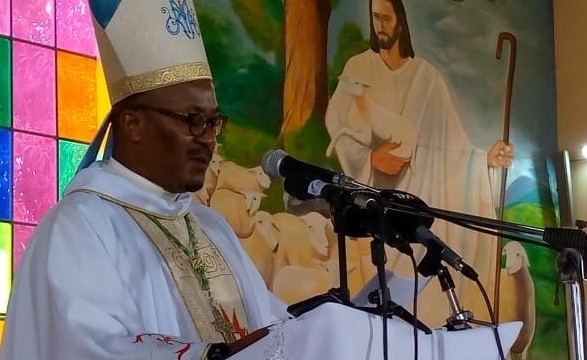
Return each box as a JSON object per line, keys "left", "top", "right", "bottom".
{"left": 194, "top": 0, "right": 565, "bottom": 358}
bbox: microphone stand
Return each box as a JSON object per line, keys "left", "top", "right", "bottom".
{"left": 287, "top": 190, "right": 432, "bottom": 355}
{"left": 417, "top": 244, "right": 474, "bottom": 331}
{"left": 558, "top": 248, "right": 587, "bottom": 360}
{"left": 286, "top": 200, "right": 354, "bottom": 317}
{"left": 376, "top": 195, "right": 587, "bottom": 360}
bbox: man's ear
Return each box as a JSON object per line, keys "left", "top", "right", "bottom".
{"left": 118, "top": 109, "right": 145, "bottom": 142}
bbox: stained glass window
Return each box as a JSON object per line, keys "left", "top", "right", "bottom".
{"left": 58, "top": 140, "right": 88, "bottom": 198}
{"left": 0, "top": 0, "right": 9, "bottom": 36}
{"left": 0, "top": 129, "right": 10, "bottom": 221}
{"left": 0, "top": 222, "right": 11, "bottom": 313}
{"left": 56, "top": 0, "right": 96, "bottom": 56}
{"left": 12, "top": 41, "right": 56, "bottom": 135}
{"left": 0, "top": 0, "right": 109, "bottom": 323}
{"left": 0, "top": 37, "right": 9, "bottom": 128}
{"left": 12, "top": 0, "right": 55, "bottom": 46}
{"left": 13, "top": 133, "right": 56, "bottom": 224}
{"left": 57, "top": 51, "right": 97, "bottom": 142}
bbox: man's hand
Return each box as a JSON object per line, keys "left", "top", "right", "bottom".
{"left": 487, "top": 140, "right": 514, "bottom": 168}
{"left": 371, "top": 142, "right": 411, "bottom": 176}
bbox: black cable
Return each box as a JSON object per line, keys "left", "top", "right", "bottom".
{"left": 474, "top": 278, "right": 506, "bottom": 360}
{"left": 409, "top": 253, "right": 419, "bottom": 360}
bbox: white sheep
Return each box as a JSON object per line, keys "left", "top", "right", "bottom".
{"left": 192, "top": 152, "right": 224, "bottom": 205}
{"left": 239, "top": 211, "right": 279, "bottom": 287}
{"left": 499, "top": 241, "right": 535, "bottom": 360}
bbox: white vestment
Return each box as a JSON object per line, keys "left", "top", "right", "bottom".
{"left": 325, "top": 50, "right": 498, "bottom": 325}
{"left": 0, "top": 160, "right": 288, "bottom": 360}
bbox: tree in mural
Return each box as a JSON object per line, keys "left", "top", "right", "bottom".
{"left": 280, "top": 0, "right": 331, "bottom": 143}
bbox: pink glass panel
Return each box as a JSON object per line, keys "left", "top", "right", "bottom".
{"left": 12, "top": 41, "right": 56, "bottom": 136}
{"left": 12, "top": 0, "right": 55, "bottom": 46}
{"left": 56, "top": 0, "right": 96, "bottom": 56}
{"left": 0, "top": 0, "right": 9, "bottom": 36}
{"left": 13, "top": 223, "right": 35, "bottom": 272}
{"left": 13, "top": 132, "right": 56, "bottom": 224}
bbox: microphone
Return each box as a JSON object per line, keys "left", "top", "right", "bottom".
{"left": 303, "top": 180, "right": 476, "bottom": 279}
{"left": 414, "top": 225, "right": 478, "bottom": 280}
{"left": 307, "top": 179, "right": 379, "bottom": 210}
{"left": 261, "top": 149, "right": 356, "bottom": 187}
{"left": 262, "top": 150, "right": 477, "bottom": 279}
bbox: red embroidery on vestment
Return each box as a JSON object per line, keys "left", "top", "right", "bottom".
{"left": 132, "top": 333, "right": 192, "bottom": 360}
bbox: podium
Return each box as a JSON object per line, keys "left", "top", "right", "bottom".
{"left": 230, "top": 303, "right": 522, "bottom": 360}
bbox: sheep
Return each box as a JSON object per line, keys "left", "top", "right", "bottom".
{"left": 239, "top": 211, "right": 279, "bottom": 287}
{"left": 499, "top": 241, "right": 536, "bottom": 360}
{"left": 192, "top": 151, "right": 224, "bottom": 205}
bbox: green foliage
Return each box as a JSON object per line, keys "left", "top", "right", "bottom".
{"left": 261, "top": 0, "right": 284, "bottom": 25}
{"left": 331, "top": 0, "right": 342, "bottom": 10}
{"left": 217, "top": 121, "right": 278, "bottom": 167}
{"left": 282, "top": 112, "right": 342, "bottom": 172}
{"left": 531, "top": 314, "right": 569, "bottom": 360}
{"left": 504, "top": 202, "right": 557, "bottom": 228}
{"left": 214, "top": 54, "right": 284, "bottom": 136}
{"left": 196, "top": 4, "right": 284, "bottom": 138}
{"left": 329, "top": 22, "right": 369, "bottom": 95}
{"left": 195, "top": 3, "right": 243, "bottom": 77}
{"left": 231, "top": 0, "right": 284, "bottom": 57}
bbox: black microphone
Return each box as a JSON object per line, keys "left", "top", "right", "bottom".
{"left": 261, "top": 149, "right": 355, "bottom": 186}
{"left": 304, "top": 180, "right": 477, "bottom": 280}
{"left": 306, "top": 179, "right": 379, "bottom": 210}
{"left": 414, "top": 226, "right": 478, "bottom": 280}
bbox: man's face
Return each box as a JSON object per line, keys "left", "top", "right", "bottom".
{"left": 372, "top": 0, "right": 399, "bottom": 50}
{"left": 132, "top": 79, "right": 219, "bottom": 193}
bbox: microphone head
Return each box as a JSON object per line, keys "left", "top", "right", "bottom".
{"left": 261, "top": 149, "right": 287, "bottom": 179}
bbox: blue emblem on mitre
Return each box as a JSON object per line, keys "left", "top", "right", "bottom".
{"left": 161, "top": 0, "right": 201, "bottom": 39}
{"left": 89, "top": 0, "right": 123, "bottom": 28}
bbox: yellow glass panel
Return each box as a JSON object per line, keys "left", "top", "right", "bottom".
{"left": 96, "top": 59, "right": 111, "bottom": 158}
{"left": 57, "top": 52, "right": 97, "bottom": 143}
{"left": 96, "top": 58, "right": 111, "bottom": 127}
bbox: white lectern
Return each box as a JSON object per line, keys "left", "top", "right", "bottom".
{"left": 230, "top": 303, "right": 522, "bottom": 360}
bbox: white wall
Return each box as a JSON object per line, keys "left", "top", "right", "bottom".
{"left": 553, "top": 0, "right": 587, "bottom": 223}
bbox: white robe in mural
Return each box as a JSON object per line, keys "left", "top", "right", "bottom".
{"left": 0, "top": 160, "right": 288, "bottom": 360}
{"left": 325, "top": 50, "right": 498, "bottom": 324}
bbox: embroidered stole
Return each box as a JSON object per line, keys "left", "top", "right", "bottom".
{"left": 70, "top": 185, "right": 252, "bottom": 343}
{"left": 123, "top": 207, "right": 251, "bottom": 343}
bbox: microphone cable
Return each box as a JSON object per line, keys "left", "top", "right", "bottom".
{"left": 409, "top": 253, "right": 420, "bottom": 360}
{"left": 474, "top": 277, "right": 506, "bottom": 360}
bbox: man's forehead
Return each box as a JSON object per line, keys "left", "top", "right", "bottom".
{"left": 373, "top": 0, "right": 395, "bottom": 12}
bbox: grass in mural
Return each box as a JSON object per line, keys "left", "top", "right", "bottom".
{"left": 504, "top": 203, "right": 568, "bottom": 359}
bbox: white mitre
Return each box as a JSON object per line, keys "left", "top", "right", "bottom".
{"left": 79, "top": 0, "right": 212, "bottom": 169}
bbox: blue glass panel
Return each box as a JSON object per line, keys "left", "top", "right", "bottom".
{"left": 0, "top": 129, "right": 11, "bottom": 221}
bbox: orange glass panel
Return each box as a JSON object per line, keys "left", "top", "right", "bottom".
{"left": 57, "top": 51, "right": 97, "bottom": 142}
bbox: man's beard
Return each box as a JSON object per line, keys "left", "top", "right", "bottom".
{"left": 378, "top": 25, "right": 399, "bottom": 50}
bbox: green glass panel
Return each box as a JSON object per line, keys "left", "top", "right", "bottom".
{"left": 58, "top": 140, "right": 89, "bottom": 198}
{"left": 0, "top": 38, "right": 10, "bottom": 128}
{"left": 0, "top": 221, "right": 12, "bottom": 314}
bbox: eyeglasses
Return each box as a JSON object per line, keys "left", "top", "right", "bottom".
{"left": 135, "top": 105, "right": 228, "bottom": 137}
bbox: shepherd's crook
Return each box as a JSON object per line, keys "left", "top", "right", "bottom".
{"left": 493, "top": 32, "right": 517, "bottom": 321}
